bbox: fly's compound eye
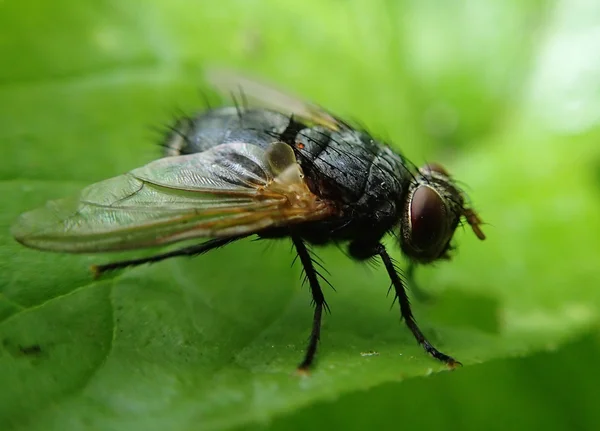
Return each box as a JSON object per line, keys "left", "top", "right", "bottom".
{"left": 409, "top": 185, "right": 449, "bottom": 255}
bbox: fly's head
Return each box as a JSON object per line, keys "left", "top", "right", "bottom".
{"left": 399, "top": 163, "right": 485, "bottom": 265}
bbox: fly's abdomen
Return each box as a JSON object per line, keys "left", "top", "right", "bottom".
{"left": 163, "top": 107, "right": 292, "bottom": 156}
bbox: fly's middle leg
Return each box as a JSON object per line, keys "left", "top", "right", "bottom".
{"left": 292, "top": 235, "right": 328, "bottom": 372}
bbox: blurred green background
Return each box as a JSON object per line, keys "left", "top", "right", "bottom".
{"left": 1, "top": 0, "right": 600, "bottom": 430}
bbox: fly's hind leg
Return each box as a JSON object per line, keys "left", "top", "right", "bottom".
{"left": 91, "top": 236, "right": 246, "bottom": 278}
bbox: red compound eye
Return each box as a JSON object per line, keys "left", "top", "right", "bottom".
{"left": 409, "top": 185, "right": 448, "bottom": 252}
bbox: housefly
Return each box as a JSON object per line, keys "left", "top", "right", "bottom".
{"left": 11, "top": 68, "right": 485, "bottom": 371}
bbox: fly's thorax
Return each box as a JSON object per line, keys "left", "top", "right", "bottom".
{"left": 294, "top": 127, "right": 362, "bottom": 202}
{"left": 294, "top": 127, "right": 399, "bottom": 206}
{"left": 399, "top": 163, "right": 466, "bottom": 264}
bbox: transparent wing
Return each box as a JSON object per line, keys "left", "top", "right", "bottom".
{"left": 205, "top": 67, "right": 342, "bottom": 131}
{"left": 11, "top": 142, "right": 335, "bottom": 253}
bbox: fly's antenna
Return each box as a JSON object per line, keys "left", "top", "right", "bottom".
{"left": 463, "top": 208, "right": 486, "bottom": 240}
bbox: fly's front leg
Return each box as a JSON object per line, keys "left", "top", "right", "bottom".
{"left": 292, "top": 236, "right": 328, "bottom": 372}
{"left": 405, "top": 262, "right": 433, "bottom": 303}
{"left": 348, "top": 241, "right": 459, "bottom": 367}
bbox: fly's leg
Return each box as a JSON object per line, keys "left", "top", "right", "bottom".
{"left": 292, "top": 236, "right": 328, "bottom": 372}
{"left": 379, "top": 245, "right": 459, "bottom": 367}
{"left": 406, "top": 262, "right": 433, "bottom": 303}
{"left": 91, "top": 236, "right": 245, "bottom": 278}
{"left": 349, "top": 241, "right": 459, "bottom": 368}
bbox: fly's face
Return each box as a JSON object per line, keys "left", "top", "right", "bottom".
{"left": 399, "top": 163, "right": 485, "bottom": 264}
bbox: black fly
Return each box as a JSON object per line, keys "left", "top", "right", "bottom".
{"left": 11, "top": 69, "right": 485, "bottom": 372}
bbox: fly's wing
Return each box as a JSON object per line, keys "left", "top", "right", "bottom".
{"left": 11, "top": 142, "right": 335, "bottom": 253}
{"left": 205, "top": 67, "right": 342, "bottom": 131}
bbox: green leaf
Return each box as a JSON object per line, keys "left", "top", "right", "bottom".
{"left": 1, "top": 0, "right": 600, "bottom": 430}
